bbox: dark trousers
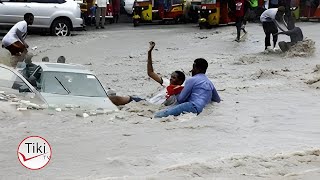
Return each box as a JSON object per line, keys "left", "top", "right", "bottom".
{"left": 262, "top": 21, "right": 278, "bottom": 49}
{"left": 235, "top": 17, "right": 245, "bottom": 39}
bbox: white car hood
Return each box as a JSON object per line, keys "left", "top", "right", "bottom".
{"left": 41, "top": 93, "right": 118, "bottom": 111}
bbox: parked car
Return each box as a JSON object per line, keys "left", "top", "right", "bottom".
{"left": 0, "top": 0, "right": 84, "bottom": 36}
{"left": 0, "top": 63, "right": 118, "bottom": 111}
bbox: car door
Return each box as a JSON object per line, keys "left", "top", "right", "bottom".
{"left": 27, "top": 0, "right": 65, "bottom": 27}
{"left": 0, "top": 0, "right": 29, "bottom": 25}
{"left": 0, "top": 65, "right": 47, "bottom": 106}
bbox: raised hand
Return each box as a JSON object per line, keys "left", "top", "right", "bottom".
{"left": 149, "top": 41, "right": 155, "bottom": 52}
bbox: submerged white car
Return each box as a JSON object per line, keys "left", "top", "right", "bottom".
{"left": 0, "top": 63, "right": 118, "bottom": 111}
{"left": 0, "top": 0, "right": 84, "bottom": 36}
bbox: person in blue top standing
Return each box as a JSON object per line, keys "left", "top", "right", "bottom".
{"left": 155, "top": 58, "right": 221, "bottom": 118}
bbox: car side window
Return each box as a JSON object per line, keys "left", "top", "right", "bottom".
{"left": 33, "top": 66, "right": 43, "bottom": 90}
{"left": 0, "top": 67, "right": 33, "bottom": 94}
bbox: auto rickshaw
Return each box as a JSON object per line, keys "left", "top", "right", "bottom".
{"left": 132, "top": 0, "right": 185, "bottom": 26}
{"left": 132, "top": 0, "right": 153, "bottom": 26}
{"left": 198, "top": 0, "right": 235, "bottom": 29}
{"left": 185, "top": 0, "right": 202, "bottom": 23}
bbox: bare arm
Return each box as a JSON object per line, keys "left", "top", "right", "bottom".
{"left": 147, "top": 41, "right": 163, "bottom": 85}
{"left": 16, "top": 26, "right": 28, "bottom": 48}
{"left": 274, "top": 28, "right": 295, "bottom": 36}
{"left": 272, "top": 19, "right": 286, "bottom": 32}
{"left": 282, "top": 15, "right": 288, "bottom": 29}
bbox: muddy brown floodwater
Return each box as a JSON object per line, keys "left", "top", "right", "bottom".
{"left": 0, "top": 22, "right": 319, "bottom": 179}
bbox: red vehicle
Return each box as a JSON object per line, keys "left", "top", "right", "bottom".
{"left": 298, "top": 0, "right": 320, "bottom": 21}
{"left": 104, "top": 0, "right": 121, "bottom": 23}
{"left": 106, "top": 3, "right": 114, "bottom": 22}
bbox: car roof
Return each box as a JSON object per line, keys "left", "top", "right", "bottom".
{"left": 34, "top": 62, "right": 95, "bottom": 75}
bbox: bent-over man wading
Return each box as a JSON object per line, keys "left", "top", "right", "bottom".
{"left": 260, "top": 6, "right": 285, "bottom": 50}
{"left": 2, "top": 13, "right": 34, "bottom": 67}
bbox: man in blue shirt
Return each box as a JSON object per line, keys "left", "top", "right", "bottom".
{"left": 155, "top": 58, "right": 221, "bottom": 118}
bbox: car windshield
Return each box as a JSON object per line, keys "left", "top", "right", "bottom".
{"left": 40, "top": 71, "right": 107, "bottom": 97}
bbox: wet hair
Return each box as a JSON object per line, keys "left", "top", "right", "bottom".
{"left": 42, "top": 56, "right": 49, "bottom": 62}
{"left": 57, "top": 56, "right": 66, "bottom": 63}
{"left": 174, "top": 70, "right": 186, "bottom": 83}
{"left": 194, "top": 58, "right": 208, "bottom": 73}
{"left": 24, "top": 13, "right": 34, "bottom": 20}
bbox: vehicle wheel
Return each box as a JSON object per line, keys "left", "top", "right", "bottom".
{"left": 133, "top": 20, "right": 139, "bottom": 27}
{"left": 51, "top": 19, "right": 71, "bottom": 36}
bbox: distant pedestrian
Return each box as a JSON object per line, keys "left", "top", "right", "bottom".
{"left": 57, "top": 56, "right": 66, "bottom": 63}
{"left": 234, "top": 0, "right": 247, "bottom": 42}
{"left": 94, "top": 0, "right": 107, "bottom": 29}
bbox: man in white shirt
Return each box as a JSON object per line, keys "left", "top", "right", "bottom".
{"left": 95, "top": 0, "right": 107, "bottom": 29}
{"left": 2, "top": 13, "right": 34, "bottom": 67}
{"left": 2, "top": 13, "right": 34, "bottom": 55}
{"left": 260, "top": 6, "right": 285, "bottom": 50}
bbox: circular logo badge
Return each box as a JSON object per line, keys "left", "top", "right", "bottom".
{"left": 17, "top": 136, "right": 52, "bottom": 170}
